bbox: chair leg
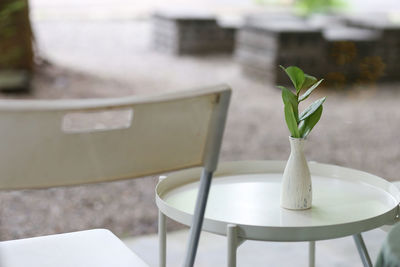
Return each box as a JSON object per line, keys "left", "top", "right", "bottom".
{"left": 158, "top": 210, "right": 166, "bottom": 267}
{"left": 183, "top": 170, "right": 213, "bottom": 267}
{"left": 353, "top": 233, "right": 372, "bottom": 267}
{"left": 309, "top": 241, "right": 315, "bottom": 267}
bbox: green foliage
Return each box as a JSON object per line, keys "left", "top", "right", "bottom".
{"left": 301, "top": 74, "right": 317, "bottom": 91}
{"left": 299, "top": 97, "right": 325, "bottom": 121}
{"left": 299, "top": 79, "right": 323, "bottom": 101}
{"left": 284, "top": 103, "right": 300, "bottom": 138}
{"left": 299, "top": 106, "right": 323, "bottom": 138}
{"left": 279, "top": 85, "right": 298, "bottom": 120}
{"left": 0, "top": 0, "right": 26, "bottom": 24}
{"left": 279, "top": 66, "right": 326, "bottom": 138}
{"left": 295, "top": 0, "right": 346, "bottom": 16}
{"left": 279, "top": 65, "right": 304, "bottom": 94}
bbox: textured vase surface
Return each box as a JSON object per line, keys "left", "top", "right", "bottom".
{"left": 281, "top": 137, "right": 312, "bottom": 210}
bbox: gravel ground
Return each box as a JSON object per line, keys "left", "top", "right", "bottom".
{"left": 0, "top": 20, "right": 399, "bottom": 240}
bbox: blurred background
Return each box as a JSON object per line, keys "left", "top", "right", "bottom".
{"left": 0, "top": 0, "right": 400, "bottom": 251}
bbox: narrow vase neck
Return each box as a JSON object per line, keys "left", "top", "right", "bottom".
{"left": 289, "top": 137, "right": 306, "bottom": 154}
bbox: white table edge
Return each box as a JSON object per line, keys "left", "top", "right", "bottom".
{"left": 156, "top": 160, "right": 400, "bottom": 242}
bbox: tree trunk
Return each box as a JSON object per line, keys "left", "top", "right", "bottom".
{"left": 0, "top": 0, "right": 33, "bottom": 71}
{"left": 0, "top": 0, "right": 33, "bottom": 90}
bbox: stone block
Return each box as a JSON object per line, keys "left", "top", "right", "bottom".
{"left": 235, "top": 19, "right": 326, "bottom": 84}
{"left": 152, "top": 11, "right": 237, "bottom": 55}
{"left": 341, "top": 15, "right": 400, "bottom": 81}
{"left": 237, "top": 13, "right": 400, "bottom": 85}
{"left": 0, "top": 70, "right": 31, "bottom": 92}
{"left": 322, "top": 27, "right": 383, "bottom": 84}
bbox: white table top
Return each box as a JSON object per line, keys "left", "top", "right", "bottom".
{"left": 156, "top": 161, "right": 400, "bottom": 242}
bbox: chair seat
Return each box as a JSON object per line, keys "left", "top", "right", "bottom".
{"left": 0, "top": 229, "right": 148, "bottom": 267}
{"left": 376, "top": 222, "right": 400, "bottom": 267}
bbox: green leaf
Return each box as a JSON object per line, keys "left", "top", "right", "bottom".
{"left": 279, "top": 86, "right": 299, "bottom": 121}
{"left": 300, "top": 105, "right": 323, "bottom": 138}
{"left": 299, "top": 97, "right": 326, "bottom": 121}
{"left": 301, "top": 74, "right": 317, "bottom": 90}
{"left": 280, "top": 65, "right": 305, "bottom": 94}
{"left": 284, "top": 103, "right": 300, "bottom": 138}
{"left": 299, "top": 79, "right": 324, "bottom": 102}
{"left": 298, "top": 120, "right": 305, "bottom": 135}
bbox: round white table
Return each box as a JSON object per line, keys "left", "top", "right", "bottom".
{"left": 156, "top": 161, "right": 400, "bottom": 267}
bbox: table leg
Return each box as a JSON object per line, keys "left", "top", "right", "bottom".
{"left": 353, "top": 233, "right": 372, "bottom": 267}
{"left": 158, "top": 210, "right": 166, "bottom": 267}
{"left": 309, "top": 241, "right": 315, "bottom": 267}
{"left": 227, "top": 224, "right": 238, "bottom": 267}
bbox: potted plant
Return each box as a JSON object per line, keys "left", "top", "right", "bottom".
{"left": 279, "top": 65, "right": 326, "bottom": 210}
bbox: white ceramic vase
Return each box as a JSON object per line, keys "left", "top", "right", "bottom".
{"left": 280, "top": 137, "right": 312, "bottom": 210}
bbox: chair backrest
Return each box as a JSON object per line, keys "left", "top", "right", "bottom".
{"left": 0, "top": 84, "right": 231, "bottom": 190}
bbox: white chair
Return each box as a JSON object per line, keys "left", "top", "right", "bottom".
{"left": 366, "top": 181, "right": 400, "bottom": 267}
{"left": 0, "top": 84, "right": 231, "bottom": 267}
{"left": 376, "top": 222, "right": 400, "bottom": 267}
{"left": 379, "top": 181, "right": 400, "bottom": 232}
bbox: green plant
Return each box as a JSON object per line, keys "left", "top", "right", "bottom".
{"left": 279, "top": 65, "right": 325, "bottom": 138}
{"left": 295, "top": 0, "right": 346, "bottom": 16}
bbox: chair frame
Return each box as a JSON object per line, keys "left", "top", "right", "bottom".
{"left": 0, "top": 84, "right": 231, "bottom": 267}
